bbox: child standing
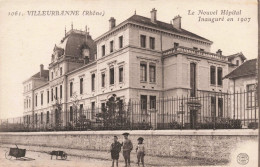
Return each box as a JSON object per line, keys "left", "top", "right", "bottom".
{"left": 122, "top": 132, "right": 133, "bottom": 167}
{"left": 110, "top": 136, "right": 122, "bottom": 167}
{"left": 136, "top": 137, "right": 145, "bottom": 167}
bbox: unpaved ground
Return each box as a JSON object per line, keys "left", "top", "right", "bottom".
{"left": 0, "top": 145, "right": 226, "bottom": 167}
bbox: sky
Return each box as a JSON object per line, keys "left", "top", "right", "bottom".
{"left": 0, "top": 0, "right": 258, "bottom": 119}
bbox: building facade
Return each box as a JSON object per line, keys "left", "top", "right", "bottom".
{"left": 224, "top": 59, "right": 258, "bottom": 127}
{"left": 23, "top": 9, "right": 247, "bottom": 128}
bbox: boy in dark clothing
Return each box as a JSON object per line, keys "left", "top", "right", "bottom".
{"left": 110, "top": 136, "right": 122, "bottom": 167}
{"left": 122, "top": 132, "right": 133, "bottom": 167}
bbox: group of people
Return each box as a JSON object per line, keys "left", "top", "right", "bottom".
{"left": 109, "top": 132, "right": 145, "bottom": 167}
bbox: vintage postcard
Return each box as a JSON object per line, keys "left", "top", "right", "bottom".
{"left": 0, "top": 0, "right": 258, "bottom": 166}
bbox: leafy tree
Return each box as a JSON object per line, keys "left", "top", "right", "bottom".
{"left": 96, "top": 94, "right": 129, "bottom": 130}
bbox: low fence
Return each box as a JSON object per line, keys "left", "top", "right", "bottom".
{"left": 0, "top": 90, "right": 258, "bottom": 132}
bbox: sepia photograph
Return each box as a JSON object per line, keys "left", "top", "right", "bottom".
{"left": 0, "top": 0, "right": 258, "bottom": 166}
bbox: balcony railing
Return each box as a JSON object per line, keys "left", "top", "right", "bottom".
{"left": 163, "top": 46, "right": 228, "bottom": 61}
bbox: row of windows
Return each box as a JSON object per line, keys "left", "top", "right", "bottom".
{"left": 140, "top": 95, "right": 157, "bottom": 111}
{"left": 24, "top": 84, "right": 31, "bottom": 92}
{"left": 24, "top": 111, "right": 50, "bottom": 124}
{"left": 69, "top": 102, "right": 96, "bottom": 120}
{"left": 140, "top": 35, "right": 155, "bottom": 49}
{"left": 101, "top": 36, "right": 123, "bottom": 57}
{"left": 24, "top": 98, "right": 31, "bottom": 109}
{"left": 69, "top": 66, "right": 124, "bottom": 96}
{"left": 140, "top": 62, "right": 156, "bottom": 83}
{"left": 210, "top": 66, "right": 223, "bottom": 86}
{"left": 35, "top": 85, "right": 62, "bottom": 107}
{"left": 51, "top": 67, "right": 63, "bottom": 80}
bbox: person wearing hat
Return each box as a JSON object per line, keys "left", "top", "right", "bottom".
{"left": 136, "top": 137, "right": 145, "bottom": 167}
{"left": 122, "top": 132, "right": 133, "bottom": 167}
{"left": 109, "top": 136, "right": 122, "bottom": 167}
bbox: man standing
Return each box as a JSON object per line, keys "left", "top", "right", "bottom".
{"left": 122, "top": 132, "right": 133, "bottom": 167}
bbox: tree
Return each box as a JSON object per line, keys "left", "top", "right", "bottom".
{"left": 52, "top": 96, "right": 63, "bottom": 130}
{"left": 96, "top": 94, "right": 129, "bottom": 130}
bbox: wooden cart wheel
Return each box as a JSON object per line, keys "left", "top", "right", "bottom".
{"left": 5, "top": 151, "right": 12, "bottom": 160}
{"left": 62, "top": 154, "right": 67, "bottom": 160}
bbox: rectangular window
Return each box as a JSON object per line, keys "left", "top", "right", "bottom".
{"left": 190, "top": 63, "right": 196, "bottom": 97}
{"left": 140, "top": 63, "right": 147, "bottom": 82}
{"left": 217, "top": 67, "right": 223, "bottom": 86}
{"left": 102, "top": 45, "right": 105, "bottom": 56}
{"left": 41, "top": 112, "right": 43, "bottom": 124}
{"left": 51, "top": 72, "right": 53, "bottom": 80}
{"left": 101, "top": 73, "right": 105, "bottom": 88}
{"left": 211, "top": 96, "right": 216, "bottom": 121}
{"left": 119, "top": 67, "right": 124, "bottom": 83}
{"left": 110, "top": 67, "right": 114, "bottom": 85}
{"left": 35, "top": 114, "right": 37, "bottom": 125}
{"left": 70, "top": 106, "right": 73, "bottom": 122}
{"left": 92, "top": 74, "right": 95, "bottom": 91}
{"left": 210, "top": 66, "right": 216, "bottom": 85}
{"left": 47, "top": 90, "right": 49, "bottom": 103}
{"left": 51, "top": 89, "right": 53, "bottom": 101}
{"left": 101, "top": 102, "right": 106, "bottom": 111}
{"left": 60, "top": 67, "right": 62, "bottom": 76}
{"left": 35, "top": 95, "right": 37, "bottom": 106}
{"left": 149, "top": 65, "right": 156, "bottom": 83}
{"left": 55, "top": 87, "right": 58, "bottom": 99}
{"left": 110, "top": 40, "right": 114, "bottom": 53}
{"left": 218, "top": 98, "right": 223, "bottom": 117}
{"left": 80, "top": 104, "right": 83, "bottom": 113}
{"left": 247, "top": 84, "right": 257, "bottom": 108}
{"left": 91, "top": 102, "right": 95, "bottom": 119}
{"left": 174, "top": 42, "right": 179, "bottom": 48}
{"left": 140, "top": 35, "right": 146, "bottom": 48}
{"left": 70, "top": 82, "right": 73, "bottom": 97}
{"left": 60, "top": 85, "right": 62, "bottom": 99}
{"left": 193, "top": 47, "right": 198, "bottom": 50}
{"left": 80, "top": 78, "right": 83, "bottom": 94}
{"left": 119, "top": 36, "right": 123, "bottom": 48}
{"left": 200, "top": 48, "right": 204, "bottom": 51}
{"left": 149, "top": 37, "right": 155, "bottom": 49}
{"left": 46, "top": 111, "right": 49, "bottom": 123}
{"left": 141, "top": 95, "right": 147, "bottom": 114}
{"left": 150, "top": 96, "right": 156, "bottom": 109}
{"left": 41, "top": 93, "right": 43, "bottom": 105}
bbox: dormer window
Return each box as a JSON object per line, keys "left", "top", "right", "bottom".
{"left": 82, "top": 48, "right": 89, "bottom": 57}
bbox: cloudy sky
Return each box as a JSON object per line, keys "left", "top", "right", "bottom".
{"left": 0, "top": 0, "right": 257, "bottom": 119}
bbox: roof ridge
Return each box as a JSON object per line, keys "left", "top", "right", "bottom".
{"left": 125, "top": 14, "right": 211, "bottom": 42}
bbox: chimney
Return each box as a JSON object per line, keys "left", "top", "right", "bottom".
{"left": 216, "top": 49, "right": 222, "bottom": 56}
{"left": 172, "top": 15, "right": 181, "bottom": 29}
{"left": 109, "top": 17, "right": 116, "bottom": 30}
{"left": 40, "top": 64, "right": 44, "bottom": 77}
{"left": 150, "top": 8, "right": 157, "bottom": 23}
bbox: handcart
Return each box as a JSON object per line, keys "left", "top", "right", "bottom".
{"left": 5, "top": 144, "right": 32, "bottom": 160}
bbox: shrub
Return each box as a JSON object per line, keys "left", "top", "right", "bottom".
{"left": 248, "top": 122, "right": 258, "bottom": 129}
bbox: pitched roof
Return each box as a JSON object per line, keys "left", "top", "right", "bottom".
{"left": 127, "top": 15, "right": 212, "bottom": 43}
{"left": 224, "top": 59, "right": 257, "bottom": 79}
{"left": 226, "top": 52, "right": 246, "bottom": 61}
{"left": 59, "top": 30, "right": 97, "bottom": 58}
{"left": 32, "top": 70, "right": 49, "bottom": 79}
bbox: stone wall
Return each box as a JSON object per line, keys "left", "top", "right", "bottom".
{"left": 0, "top": 130, "right": 257, "bottom": 163}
